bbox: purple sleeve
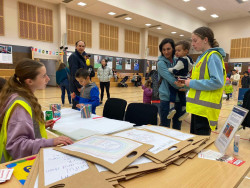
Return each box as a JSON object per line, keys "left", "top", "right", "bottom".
{"left": 144, "top": 88, "right": 153, "bottom": 97}
{"left": 142, "top": 85, "right": 146, "bottom": 90}
{"left": 6, "top": 105, "right": 54, "bottom": 160}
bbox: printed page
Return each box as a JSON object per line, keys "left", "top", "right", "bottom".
{"left": 61, "top": 135, "right": 142, "bottom": 164}
{"left": 114, "top": 129, "right": 179, "bottom": 154}
{"left": 43, "top": 148, "right": 89, "bottom": 186}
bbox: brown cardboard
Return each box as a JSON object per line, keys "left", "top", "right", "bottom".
{"left": 55, "top": 135, "right": 153, "bottom": 174}
{"left": 173, "top": 157, "right": 188, "bottom": 166}
{"left": 23, "top": 154, "right": 39, "bottom": 188}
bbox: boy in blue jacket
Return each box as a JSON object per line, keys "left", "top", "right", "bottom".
{"left": 71, "top": 68, "right": 100, "bottom": 114}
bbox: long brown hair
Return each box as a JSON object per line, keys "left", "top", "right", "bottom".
{"left": 0, "top": 58, "right": 45, "bottom": 124}
{"left": 57, "top": 63, "right": 66, "bottom": 71}
{"left": 193, "top": 27, "right": 219, "bottom": 48}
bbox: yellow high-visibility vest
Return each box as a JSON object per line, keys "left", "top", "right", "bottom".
{"left": 186, "top": 51, "right": 226, "bottom": 131}
{"left": 0, "top": 97, "right": 47, "bottom": 162}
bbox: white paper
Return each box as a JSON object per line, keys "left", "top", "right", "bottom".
{"left": 215, "top": 106, "right": 249, "bottom": 154}
{"left": 198, "top": 150, "right": 223, "bottom": 161}
{"left": 43, "top": 148, "right": 89, "bottom": 186}
{"left": 114, "top": 129, "right": 179, "bottom": 154}
{"left": 0, "top": 169, "right": 13, "bottom": 181}
{"left": 62, "top": 135, "right": 142, "bottom": 164}
{"left": 34, "top": 175, "right": 38, "bottom": 188}
{"left": 141, "top": 125, "right": 194, "bottom": 141}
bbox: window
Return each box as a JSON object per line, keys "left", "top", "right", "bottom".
{"left": 125, "top": 29, "right": 140, "bottom": 54}
{"left": 67, "top": 15, "right": 92, "bottom": 48}
{"left": 0, "top": 0, "right": 4, "bottom": 35}
{"left": 148, "top": 35, "right": 158, "bottom": 56}
{"left": 230, "top": 37, "right": 250, "bottom": 58}
{"left": 18, "top": 2, "right": 53, "bottom": 42}
{"left": 99, "top": 23, "right": 118, "bottom": 51}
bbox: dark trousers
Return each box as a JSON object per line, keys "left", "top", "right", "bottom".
{"left": 190, "top": 114, "right": 211, "bottom": 135}
{"left": 160, "top": 100, "right": 182, "bottom": 130}
{"left": 169, "top": 85, "right": 186, "bottom": 107}
{"left": 100, "top": 82, "right": 110, "bottom": 101}
{"left": 226, "top": 94, "right": 230, "bottom": 100}
{"left": 60, "top": 79, "right": 71, "bottom": 104}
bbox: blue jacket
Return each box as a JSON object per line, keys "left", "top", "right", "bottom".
{"left": 157, "top": 56, "right": 180, "bottom": 102}
{"left": 56, "top": 68, "right": 69, "bottom": 85}
{"left": 74, "top": 82, "right": 100, "bottom": 114}
{"left": 189, "top": 48, "right": 225, "bottom": 91}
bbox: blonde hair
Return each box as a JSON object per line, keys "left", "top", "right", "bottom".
{"left": 0, "top": 58, "right": 45, "bottom": 124}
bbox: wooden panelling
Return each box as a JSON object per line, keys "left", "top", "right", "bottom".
{"left": 125, "top": 29, "right": 140, "bottom": 54}
{"left": 18, "top": 2, "right": 53, "bottom": 42}
{"left": 67, "top": 15, "right": 92, "bottom": 48}
{"left": 148, "top": 35, "right": 158, "bottom": 57}
{"left": 99, "top": 23, "right": 118, "bottom": 51}
{"left": 230, "top": 37, "right": 250, "bottom": 58}
{"left": 0, "top": 0, "right": 4, "bottom": 36}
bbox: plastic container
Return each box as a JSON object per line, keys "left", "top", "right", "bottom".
{"left": 233, "top": 134, "right": 240, "bottom": 156}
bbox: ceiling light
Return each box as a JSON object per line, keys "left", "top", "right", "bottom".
{"left": 183, "top": 0, "right": 190, "bottom": 2}
{"left": 108, "top": 12, "right": 116, "bottom": 15}
{"left": 180, "top": 34, "right": 184, "bottom": 37}
{"left": 197, "top": 6, "right": 206, "bottom": 11}
{"left": 242, "top": 0, "right": 248, "bottom": 2}
{"left": 171, "top": 32, "right": 177, "bottom": 34}
{"left": 125, "top": 17, "right": 132, "bottom": 20}
{"left": 77, "top": 2, "right": 86, "bottom": 6}
{"left": 211, "top": 14, "right": 219, "bottom": 18}
{"left": 145, "top": 24, "right": 151, "bottom": 26}
{"left": 156, "top": 27, "right": 162, "bottom": 30}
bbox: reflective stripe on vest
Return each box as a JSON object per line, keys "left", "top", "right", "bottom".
{"left": 0, "top": 97, "right": 47, "bottom": 163}
{"left": 186, "top": 51, "right": 226, "bottom": 128}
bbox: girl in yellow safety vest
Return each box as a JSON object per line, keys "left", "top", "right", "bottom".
{"left": 0, "top": 59, "right": 73, "bottom": 163}
{"left": 176, "top": 27, "right": 226, "bottom": 135}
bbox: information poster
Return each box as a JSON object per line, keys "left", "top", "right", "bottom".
{"left": 234, "top": 63, "right": 242, "bottom": 73}
{"left": 0, "top": 45, "right": 13, "bottom": 64}
{"left": 134, "top": 59, "right": 139, "bottom": 71}
{"left": 94, "top": 55, "right": 102, "bottom": 68}
{"left": 215, "top": 106, "right": 249, "bottom": 154}
{"left": 152, "top": 61, "right": 157, "bottom": 70}
{"left": 125, "top": 59, "right": 131, "bottom": 70}
{"left": 237, "top": 88, "right": 249, "bottom": 106}
{"left": 116, "top": 58, "right": 122, "bottom": 70}
{"left": 105, "top": 56, "right": 113, "bottom": 69}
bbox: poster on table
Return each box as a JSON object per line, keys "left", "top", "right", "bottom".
{"left": 134, "top": 59, "right": 139, "bottom": 71}
{"left": 152, "top": 61, "right": 157, "bottom": 70}
{"left": 116, "top": 58, "right": 123, "bottom": 70}
{"left": 0, "top": 45, "right": 13, "bottom": 64}
{"left": 125, "top": 59, "right": 131, "bottom": 70}
{"left": 94, "top": 55, "right": 102, "bottom": 68}
{"left": 215, "top": 105, "right": 249, "bottom": 154}
{"left": 105, "top": 56, "right": 113, "bottom": 69}
{"left": 237, "top": 88, "right": 249, "bottom": 106}
{"left": 234, "top": 63, "right": 242, "bottom": 73}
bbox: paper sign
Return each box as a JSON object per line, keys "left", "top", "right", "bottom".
{"left": 215, "top": 106, "right": 249, "bottom": 154}
{"left": 0, "top": 169, "right": 14, "bottom": 183}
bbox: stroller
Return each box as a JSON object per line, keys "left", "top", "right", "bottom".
{"left": 118, "top": 76, "right": 129, "bottom": 87}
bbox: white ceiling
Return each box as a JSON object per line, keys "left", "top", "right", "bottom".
{"left": 43, "top": 0, "right": 250, "bottom": 40}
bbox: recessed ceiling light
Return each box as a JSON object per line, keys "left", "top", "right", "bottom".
{"left": 180, "top": 34, "right": 184, "bottom": 37}
{"left": 145, "top": 24, "right": 151, "bottom": 26}
{"left": 211, "top": 14, "right": 219, "bottom": 18}
{"left": 171, "top": 32, "right": 177, "bottom": 34}
{"left": 108, "top": 12, "right": 116, "bottom": 15}
{"left": 77, "top": 2, "right": 86, "bottom": 6}
{"left": 197, "top": 6, "right": 206, "bottom": 11}
{"left": 242, "top": 0, "right": 248, "bottom": 2}
{"left": 156, "top": 27, "right": 162, "bottom": 30}
{"left": 183, "top": 0, "right": 190, "bottom": 2}
{"left": 125, "top": 17, "right": 132, "bottom": 20}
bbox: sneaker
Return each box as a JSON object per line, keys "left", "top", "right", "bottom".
{"left": 178, "top": 112, "right": 189, "bottom": 121}
{"left": 167, "top": 108, "right": 176, "bottom": 119}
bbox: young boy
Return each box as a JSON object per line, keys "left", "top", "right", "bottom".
{"left": 224, "top": 79, "right": 233, "bottom": 101}
{"left": 71, "top": 68, "right": 100, "bottom": 114}
{"left": 167, "top": 40, "right": 194, "bottom": 120}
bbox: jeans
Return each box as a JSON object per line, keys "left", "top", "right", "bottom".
{"left": 160, "top": 100, "right": 182, "bottom": 130}
{"left": 60, "top": 79, "right": 71, "bottom": 104}
{"left": 169, "top": 85, "right": 186, "bottom": 107}
{"left": 100, "top": 82, "right": 110, "bottom": 101}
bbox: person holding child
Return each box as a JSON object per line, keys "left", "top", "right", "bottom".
{"left": 0, "top": 59, "right": 73, "bottom": 162}
{"left": 142, "top": 79, "right": 153, "bottom": 104}
{"left": 167, "top": 40, "right": 194, "bottom": 121}
{"left": 71, "top": 68, "right": 100, "bottom": 114}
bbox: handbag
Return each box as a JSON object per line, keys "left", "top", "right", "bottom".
{"left": 232, "top": 81, "right": 237, "bottom": 86}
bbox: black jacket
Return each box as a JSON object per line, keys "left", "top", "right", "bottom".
{"left": 241, "top": 76, "right": 250, "bottom": 88}
{"left": 242, "top": 89, "right": 250, "bottom": 128}
{"left": 68, "top": 50, "right": 86, "bottom": 94}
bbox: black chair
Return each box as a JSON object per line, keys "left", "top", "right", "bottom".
{"left": 103, "top": 98, "right": 127, "bottom": 120}
{"left": 125, "top": 103, "right": 158, "bottom": 126}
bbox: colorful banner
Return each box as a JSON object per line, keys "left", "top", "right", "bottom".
{"left": 134, "top": 59, "right": 139, "bottom": 71}
{"left": 94, "top": 55, "right": 102, "bottom": 68}
{"left": 116, "top": 58, "right": 123, "bottom": 70}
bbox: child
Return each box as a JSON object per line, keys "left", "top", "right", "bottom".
{"left": 71, "top": 68, "right": 100, "bottom": 114}
{"left": 167, "top": 40, "right": 194, "bottom": 120}
{"left": 224, "top": 79, "right": 233, "bottom": 100}
{"left": 0, "top": 59, "right": 73, "bottom": 162}
{"left": 142, "top": 79, "right": 153, "bottom": 104}
{"left": 241, "top": 71, "right": 250, "bottom": 88}
{"left": 56, "top": 63, "right": 71, "bottom": 106}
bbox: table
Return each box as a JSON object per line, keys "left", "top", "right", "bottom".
{"left": 0, "top": 128, "right": 249, "bottom": 188}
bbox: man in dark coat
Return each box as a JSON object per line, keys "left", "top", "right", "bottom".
{"left": 68, "top": 40, "right": 87, "bottom": 109}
